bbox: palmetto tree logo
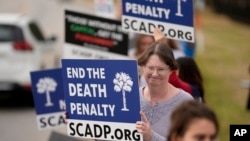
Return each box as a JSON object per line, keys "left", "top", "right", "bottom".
{"left": 113, "top": 72, "right": 133, "bottom": 111}
{"left": 36, "top": 77, "right": 57, "bottom": 107}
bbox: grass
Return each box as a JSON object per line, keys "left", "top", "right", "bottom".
{"left": 195, "top": 7, "right": 250, "bottom": 141}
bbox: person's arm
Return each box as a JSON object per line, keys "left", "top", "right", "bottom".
{"left": 169, "top": 70, "right": 192, "bottom": 94}
{"left": 153, "top": 28, "right": 169, "bottom": 44}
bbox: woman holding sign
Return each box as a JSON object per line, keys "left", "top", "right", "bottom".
{"left": 136, "top": 40, "right": 193, "bottom": 141}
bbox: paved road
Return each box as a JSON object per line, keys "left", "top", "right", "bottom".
{"left": 0, "top": 106, "right": 67, "bottom": 141}
{"left": 0, "top": 0, "right": 94, "bottom": 141}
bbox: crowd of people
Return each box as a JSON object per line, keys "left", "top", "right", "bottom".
{"left": 114, "top": 0, "right": 215, "bottom": 140}
{"left": 130, "top": 27, "right": 205, "bottom": 103}
{"left": 65, "top": 1, "right": 220, "bottom": 141}
{"left": 120, "top": 0, "right": 214, "bottom": 140}
{"left": 130, "top": 28, "right": 215, "bottom": 141}
{"left": 135, "top": 40, "right": 193, "bottom": 141}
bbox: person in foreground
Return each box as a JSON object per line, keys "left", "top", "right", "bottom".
{"left": 135, "top": 41, "right": 193, "bottom": 141}
{"left": 168, "top": 100, "right": 219, "bottom": 141}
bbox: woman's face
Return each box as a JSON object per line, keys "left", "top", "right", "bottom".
{"left": 138, "top": 36, "right": 154, "bottom": 53}
{"left": 177, "top": 118, "right": 217, "bottom": 141}
{"left": 143, "top": 54, "right": 171, "bottom": 86}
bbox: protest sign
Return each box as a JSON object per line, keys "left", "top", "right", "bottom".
{"left": 61, "top": 59, "right": 142, "bottom": 141}
{"left": 122, "top": 0, "right": 194, "bottom": 42}
{"left": 64, "top": 10, "right": 129, "bottom": 59}
{"left": 30, "top": 68, "right": 66, "bottom": 130}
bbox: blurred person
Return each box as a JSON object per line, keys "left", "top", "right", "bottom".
{"left": 168, "top": 70, "right": 192, "bottom": 95}
{"left": 157, "top": 56, "right": 204, "bottom": 102}
{"left": 128, "top": 34, "right": 155, "bottom": 87}
{"left": 168, "top": 100, "right": 219, "bottom": 141}
{"left": 194, "top": 0, "right": 206, "bottom": 53}
{"left": 176, "top": 57, "right": 205, "bottom": 102}
{"left": 136, "top": 41, "right": 193, "bottom": 141}
{"left": 129, "top": 29, "right": 185, "bottom": 60}
{"left": 153, "top": 28, "right": 185, "bottom": 59}
{"left": 168, "top": 56, "right": 205, "bottom": 103}
{"left": 128, "top": 34, "right": 155, "bottom": 59}
{"left": 194, "top": 0, "right": 205, "bottom": 30}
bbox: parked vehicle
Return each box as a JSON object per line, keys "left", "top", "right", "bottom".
{"left": 0, "top": 13, "right": 57, "bottom": 93}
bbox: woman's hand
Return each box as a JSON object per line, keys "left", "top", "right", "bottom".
{"left": 136, "top": 111, "right": 152, "bottom": 141}
{"left": 153, "top": 28, "right": 165, "bottom": 42}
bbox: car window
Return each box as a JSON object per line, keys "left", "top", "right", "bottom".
{"left": 28, "top": 21, "right": 45, "bottom": 41}
{"left": 0, "top": 25, "right": 24, "bottom": 42}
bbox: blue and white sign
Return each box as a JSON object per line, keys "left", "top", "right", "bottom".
{"left": 122, "top": 0, "right": 194, "bottom": 42}
{"left": 61, "top": 59, "right": 142, "bottom": 141}
{"left": 30, "top": 68, "right": 66, "bottom": 130}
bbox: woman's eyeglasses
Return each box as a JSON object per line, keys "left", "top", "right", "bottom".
{"left": 144, "top": 66, "right": 169, "bottom": 74}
